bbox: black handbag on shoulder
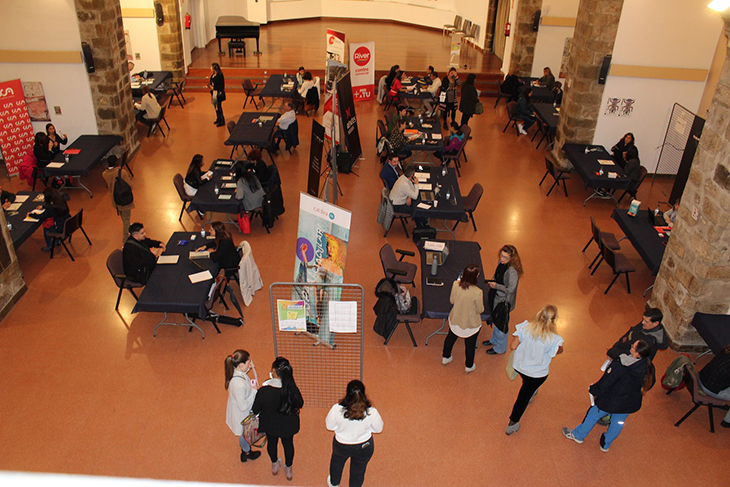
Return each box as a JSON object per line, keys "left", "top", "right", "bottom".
{"left": 493, "top": 301, "right": 511, "bottom": 334}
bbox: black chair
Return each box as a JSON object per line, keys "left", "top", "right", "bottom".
{"left": 377, "top": 120, "right": 388, "bottom": 142}
{"left": 386, "top": 297, "right": 421, "bottom": 347}
{"left": 170, "top": 78, "right": 186, "bottom": 104}
{"left": 228, "top": 39, "right": 246, "bottom": 57}
{"left": 539, "top": 153, "right": 571, "bottom": 197}
{"left": 32, "top": 165, "right": 47, "bottom": 191}
{"left": 274, "top": 119, "right": 299, "bottom": 154}
{"left": 583, "top": 216, "right": 621, "bottom": 270}
{"left": 147, "top": 104, "right": 170, "bottom": 138}
{"left": 167, "top": 78, "right": 186, "bottom": 109}
{"left": 173, "top": 173, "right": 194, "bottom": 221}
{"left": 503, "top": 101, "right": 525, "bottom": 135}
{"left": 242, "top": 79, "right": 263, "bottom": 109}
{"left": 379, "top": 243, "right": 417, "bottom": 287}
{"left": 305, "top": 86, "right": 320, "bottom": 114}
{"left": 494, "top": 80, "right": 511, "bottom": 108}
{"left": 601, "top": 245, "right": 636, "bottom": 294}
{"left": 616, "top": 166, "right": 648, "bottom": 204}
{"left": 674, "top": 365, "right": 730, "bottom": 433}
{"left": 46, "top": 209, "right": 92, "bottom": 261}
{"left": 106, "top": 249, "right": 144, "bottom": 310}
{"left": 380, "top": 188, "right": 410, "bottom": 238}
{"left": 452, "top": 183, "right": 483, "bottom": 231}
{"left": 227, "top": 120, "right": 241, "bottom": 158}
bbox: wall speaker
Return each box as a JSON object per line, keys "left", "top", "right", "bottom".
{"left": 598, "top": 55, "right": 612, "bottom": 85}
{"left": 533, "top": 10, "right": 541, "bottom": 32}
{"left": 155, "top": 2, "right": 164, "bottom": 26}
{"left": 81, "top": 42, "right": 95, "bottom": 74}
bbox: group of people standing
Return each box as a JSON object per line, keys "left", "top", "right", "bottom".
{"left": 224, "top": 352, "right": 383, "bottom": 487}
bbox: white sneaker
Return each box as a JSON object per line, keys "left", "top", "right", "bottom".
{"left": 506, "top": 422, "right": 520, "bottom": 435}
{"left": 518, "top": 124, "right": 528, "bottom": 136}
{"left": 465, "top": 364, "right": 476, "bottom": 373}
{"left": 442, "top": 356, "right": 453, "bottom": 365}
{"left": 327, "top": 475, "right": 338, "bottom": 487}
{"left": 562, "top": 427, "right": 583, "bottom": 444}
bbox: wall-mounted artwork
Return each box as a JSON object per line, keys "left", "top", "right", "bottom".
{"left": 21, "top": 82, "right": 50, "bottom": 122}
{"left": 619, "top": 98, "right": 635, "bottom": 117}
{"left": 125, "top": 30, "right": 133, "bottom": 61}
{"left": 604, "top": 97, "right": 635, "bottom": 117}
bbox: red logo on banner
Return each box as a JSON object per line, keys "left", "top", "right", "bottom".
{"left": 0, "top": 79, "right": 34, "bottom": 177}
{"left": 353, "top": 47, "right": 371, "bottom": 67}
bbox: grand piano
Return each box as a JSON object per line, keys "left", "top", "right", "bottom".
{"left": 216, "top": 16, "right": 261, "bottom": 55}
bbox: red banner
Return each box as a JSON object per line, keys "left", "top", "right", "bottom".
{"left": 0, "top": 79, "right": 35, "bottom": 176}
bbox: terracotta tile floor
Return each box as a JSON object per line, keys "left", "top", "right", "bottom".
{"left": 1, "top": 91, "right": 728, "bottom": 486}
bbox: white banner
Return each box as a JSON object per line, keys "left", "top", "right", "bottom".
{"left": 326, "top": 29, "right": 346, "bottom": 63}
{"left": 349, "top": 41, "right": 375, "bottom": 101}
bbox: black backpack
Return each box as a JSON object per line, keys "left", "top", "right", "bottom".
{"left": 113, "top": 168, "right": 133, "bottom": 206}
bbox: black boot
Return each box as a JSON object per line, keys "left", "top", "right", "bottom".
{"left": 240, "top": 449, "right": 261, "bottom": 462}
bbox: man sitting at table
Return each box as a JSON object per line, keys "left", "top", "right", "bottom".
{"left": 390, "top": 166, "right": 427, "bottom": 228}
{"left": 380, "top": 154, "right": 402, "bottom": 189}
{"left": 1, "top": 184, "right": 15, "bottom": 210}
{"left": 123, "top": 222, "right": 166, "bottom": 285}
{"left": 422, "top": 71, "right": 441, "bottom": 115}
{"left": 273, "top": 101, "right": 296, "bottom": 141}
{"left": 133, "top": 85, "right": 161, "bottom": 127}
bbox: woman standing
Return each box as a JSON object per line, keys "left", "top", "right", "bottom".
{"left": 224, "top": 350, "right": 262, "bottom": 462}
{"left": 442, "top": 265, "right": 484, "bottom": 373}
{"left": 484, "top": 245, "right": 523, "bottom": 355}
{"left": 184, "top": 154, "right": 210, "bottom": 197}
{"left": 505, "top": 305, "right": 564, "bottom": 435}
{"left": 46, "top": 123, "right": 68, "bottom": 156}
{"left": 326, "top": 380, "right": 384, "bottom": 487}
{"left": 252, "top": 357, "right": 304, "bottom": 481}
{"left": 28, "top": 187, "right": 70, "bottom": 252}
{"left": 439, "top": 67, "right": 461, "bottom": 125}
{"left": 562, "top": 340, "right": 655, "bottom": 452}
{"left": 458, "top": 73, "right": 479, "bottom": 127}
{"left": 208, "top": 63, "right": 226, "bottom": 127}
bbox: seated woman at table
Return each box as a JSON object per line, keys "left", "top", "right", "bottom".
{"left": 501, "top": 70, "right": 522, "bottom": 103}
{"left": 514, "top": 88, "right": 537, "bottom": 136}
{"left": 33, "top": 132, "right": 56, "bottom": 168}
{"left": 236, "top": 170, "right": 265, "bottom": 212}
{"left": 534, "top": 67, "right": 556, "bottom": 90}
{"left": 387, "top": 119, "right": 419, "bottom": 160}
{"left": 184, "top": 154, "right": 211, "bottom": 197}
{"left": 243, "top": 149, "right": 269, "bottom": 188}
{"left": 387, "top": 71, "right": 404, "bottom": 103}
{"left": 611, "top": 132, "right": 635, "bottom": 166}
{"left": 197, "top": 221, "right": 240, "bottom": 274}
{"left": 384, "top": 65, "right": 400, "bottom": 92}
{"left": 28, "top": 187, "right": 70, "bottom": 252}
{"left": 46, "top": 124, "right": 68, "bottom": 156}
{"left": 623, "top": 147, "right": 642, "bottom": 184}
{"left": 435, "top": 122, "right": 465, "bottom": 163}
{"left": 663, "top": 198, "right": 680, "bottom": 227}
{"left": 134, "top": 85, "right": 161, "bottom": 127}
{"left": 297, "top": 71, "right": 318, "bottom": 97}
{"left": 551, "top": 81, "right": 563, "bottom": 107}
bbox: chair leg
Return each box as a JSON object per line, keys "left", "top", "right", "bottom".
{"left": 625, "top": 272, "right": 631, "bottom": 293}
{"left": 124, "top": 161, "right": 134, "bottom": 178}
{"left": 384, "top": 323, "right": 399, "bottom": 345}
{"left": 179, "top": 201, "right": 187, "bottom": 221}
{"left": 582, "top": 236, "right": 594, "bottom": 252}
{"left": 79, "top": 226, "right": 92, "bottom": 245}
{"left": 494, "top": 95, "right": 502, "bottom": 108}
{"left": 115, "top": 287, "right": 123, "bottom": 310}
{"left": 503, "top": 118, "right": 512, "bottom": 133}
{"left": 546, "top": 179, "right": 559, "bottom": 196}
{"left": 452, "top": 220, "right": 460, "bottom": 231}
{"left": 708, "top": 404, "right": 715, "bottom": 433}
{"left": 469, "top": 211, "right": 477, "bottom": 231}
{"left": 675, "top": 403, "right": 701, "bottom": 427}
{"left": 405, "top": 323, "right": 418, "bottom": 347}
{"left": 562, "top": 179, "right": 569, "bottom": 197}
{"left": 616, "top": 191, "right": 628, "bottom": 204}
{"left": 129, "top": 289, "right": 139, "bottom": 300}
{"left": 590, "top": 255, "right": 604, "bottom": 274}
{"left": 243, "top": 96, "right": 249, "bottom": 109}
{"left": 539, "top": 170, "right": 549, "bottom": 186}
{"left": 604, "top": 272, "right": 621, "bottom": 294}
{"left": 400, "top": 217, "right": 409, "bottom": 239}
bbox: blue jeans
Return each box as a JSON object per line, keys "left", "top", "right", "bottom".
{"left": 571, "top": 405, "right": 629, "bottom": 449}
{"left": 699, "top": 379, "right": 730, "bottom": 422}
{"left": 238, "top": 434, "right": 251, "bottom": 453}
{"left": 489, "top": 325, "right": 508, "bottom": 354}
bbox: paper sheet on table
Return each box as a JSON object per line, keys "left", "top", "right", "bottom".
{"left": 329, "top": 301, "right": 358, "bottom": 333}
{"left": 607, "top": 172, "right": 617, "bottom": 179}
{"left": 216, "top": 160, "right": 233, "bottom": 166}
{"left": 221, "top": 176, "right": 233, "bottom": 181}
{"left": 218, "top": 194, "right": 232, "bottom": 200}
{"left": 14, "top": 195, "right": 29, "bottom": 203}
{"left": 7, "top": 203, "right": 22, "bottom": 211}
{"left": 431, "top": 133, "right": 442, "bottom": 140}
{"left": 222, "top": 183, "right": 236, "bottom": 189}
{"left": 24, "top": 216, "right": 39, "bottom": 222}
{"left": 423, "top": 241, "right": 446, "bottom": 251}
{"left": 416, "top": 203, "right": 431, "bottom": 210}
{"left": 46, "top": 162, "right": 65, "bottom": 168}
{"left": 157, "top": 255, "right": 179, "bottom": 264}
{"left": 188, "top": 270, "right": 213, "bottom": 283}
{"left": 259, "top": 116, "right": 275, "bottom": 122}
{"left": 418, "top": 183, "right": 432, "bottom": 190}
{"left": 415, "top": 172, "right": 430, "bottom": 182}
{"left": 597, "top": 159, "right": 614, "bottom": 166}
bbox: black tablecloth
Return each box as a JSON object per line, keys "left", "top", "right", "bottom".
{"left": 611, "top": 209, "right": 668, "bottom": 275}
{"left": 133, "top": 232, "right": 220, "bottom": 317}
{"left": 224, "top": 112, "right": 279, "bottom": 147}
{"left": 564, "top": 144, "right": 631, "bottom": 191}
{"left": 260, "top": 75, "right": 298, "bottom": 99}
{"left": 404, "top": 116, "right": 444, "bottom": 153}
{"left": 131, "top": 71, "right": 172, "bottom": 97}
{"left": 532, "top": 103, "right": 559, "bottom": 134}
{"left": 46, "top": 135, "right": 121, "bottom": 177}
{"left": 413, "top": 167, "right": 467, "bottom": 222}
{"left": 520, "top": 77, "right": 553, "bottom": 102}
{"left": 6, "top": 191, "right": 43, "bottom": 249}
{"left": 188, "top": 161, "right": 243, "bottom": 214}
{"left": 400, "top": 77, "right": 433, "bottom": 100}
{"left": 691, "top": 313, "right": 730, "bottom": 353}
{"left": 418, "top": 240, "right": 491, "bottom": 320}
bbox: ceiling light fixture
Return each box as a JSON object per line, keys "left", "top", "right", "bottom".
{"left": 708, "top": 0, "right": 730, "bottom": 12}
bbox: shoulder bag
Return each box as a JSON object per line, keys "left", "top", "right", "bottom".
{"left": 493, "top": 300, "right": 511, "bottom": 334}
{"left": 241, "top": 411, "right": 266, "bottom": 447}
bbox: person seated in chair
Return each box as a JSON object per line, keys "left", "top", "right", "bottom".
{"left": 435, "top": 122, "right": 465, "bottom": 163}
{"left": 242, "top": 149, "right": 269, "bottom": 188}
{"left": 134, "top": 85, "right": 161, "bottom": 127}
{"left": 533, "top": 67, "right": 556, "bottom": 90}
{"left": 501, "top": 70, "right": 523, "bottom": 103}
{"left": 296, "top": 66, "right": 306, "bottom": 86}
{"left": 298, "top": 71, "right": 318, "bottom": 97}
{"left": 623, "top": 147, "right": 642, "bottom": 184}
{"left": 611, "top": 132, "right": 635, "bottom": 166}
{"left": 236, "top": 170, "right": 265, "bottom": 212}
{"left": 514, "top": 87, "right": 537, "bottom": 136}
{"left": 123, "top": 222, "right": 165, "bottom": 285}
{"left": 422, "top": 71, "right": 441, "bottom": 115}
{"left": 33, "top": 132, "right": 55, "bottom": 169}
{"left": 197, "top": 221, "right": 240, "bottom": 275}
{"left": 27, "top": 187, "right": 70, "bottom": 252}
{"left": 273, "top": 102, "right": 297, "bottom": 151}
{"left": 184, "top": 154, "right": 211, "bottom": 197}
{"left": 387, "top": 70, "right": 405, "bottom": 104}
{"left": 388, "top": 119, "right": 419, "bottom": 160}
{"left": 389, "top": 166, "right": 427, "bottom": 228}
{"left": 380, "top": 154, "right": 402, "bottom": 189}
{"left": 552, "top": 81, "right": 563, "bottom": 107}
{"left": 698, "top": 343, "right": 730, "bottom": 428}
{"left": 387, "top": 105, "right": 408, "bottom": 135}
{"left": 663, "top": 198, "right": 680, "bottom": 227}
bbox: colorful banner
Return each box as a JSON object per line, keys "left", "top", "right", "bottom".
{"left": 349, "top": 41, "right": 375, "bottom": 101}
{"left": 277, "top": 300, "right": 307, "bottom": 332}
{"left": 449, "top": 33, "right": 463, "bottom": 67}
{"left": 326, "top": 29, "right": 346, "bottom": 63}
{"left": 293, "top": 193, "right": 352, "bottom": 340}
{"left": 0, "top": 79, "right": 35, "bottom": 176}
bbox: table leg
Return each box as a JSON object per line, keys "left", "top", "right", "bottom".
{"left": 583, "top": 188, "right": 618, "bottom": 207}
{"left": 153, "top": 312, "right": 205, "bottom": 339}
{"left": 425, "top": 318, "right": 447, "bottom": 346}
{"left": 226, "top": 213, "right": 242, "bottom": 233}
{"left": 430, "top": 219, "right": 456, "bottom": 239}
{"left": 61, "top": 176, "right": 93, "bottom": 197}
{"left": 218, "top": 38, "right": 223, "bottom": 54}
{"left": 255, "top": 38, "right": 261, "bottom": 55}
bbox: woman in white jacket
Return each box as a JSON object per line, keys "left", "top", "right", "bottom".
{"left": 326, "top": 380, "right": 383, "bottom": 487}
{"left": 225, "top": 349, "right": 262, "bottom": 462}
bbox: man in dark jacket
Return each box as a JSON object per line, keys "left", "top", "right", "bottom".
{"left": 607, "top": 306, "right": 668, "bottom": 360}
{"left": 122, "top": 222, "right": 165, "bottom": 284}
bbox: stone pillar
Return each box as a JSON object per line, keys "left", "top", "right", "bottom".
{"left": 156, "top": 0, "right": 185, "bottom": 82}
{"left": 0, "top": 211, "right": 26, "bottom": 322}
{"left": 75, "top": 0, "right": 139, "bottom": 157}
{"left": 651, "top": 17, "right": 730, "bottom": 351}
{"left": 551, "top": 0, "right": 624, "bottom": 165}
{"left": 485, "top": 0, "right": 499, "bottom": 52}
{"left": 508, "top": 0, "right": 543, "bottom": 76}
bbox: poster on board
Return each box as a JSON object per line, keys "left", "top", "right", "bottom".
{"left": 0, "top": 79, "right": 35, "bottom": 176}
{"left": 336, "top": 73, "right": 362, "bottom": 161}
{"left": 349, "top": 41, "right": 375, "bottom": 101}
{"left": 326, "top": 29, "right": 346, "bottom": 63}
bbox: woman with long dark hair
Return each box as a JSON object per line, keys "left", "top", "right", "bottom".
{"left": 28, "top": 187, "right": 70, "bottom": 251}
{"left": 485, "top": 245, "right": 524, "bottom": 355}
{"left": 325, "top": 380, "right": 384, "bottom": 487}
{"left": 505, "top": 305, "right": 564, "bottom": 435}
{"left": 197, "top": 221, "right": 239, "bottom": 271}
{"left": 384, "top": 64, "right": 400, "bottom": 91}
{"left": 208, "top": 63, "right": 226, "bottom": 126}
{"left": 442, "top": 264, "right": 484, "bottom": 373}
{"left": 611, "top": 132, "right": 636, "bottom": 167}
{"left": 46, "top": 123, "right": 68, "bottom": 156}
{"left": 458, "top": 73, "right": 479, "bottom": 126}
{"left": 252, "top": 357, "right": 304, "bottom": 481}
{"left": 33, "top": 132, "right": 55, "bottom": 168}
{"left": 235, "top": 170, "right": 265, "bottom": 211}
{"left": 562, "top": 339, "right": 655, "bottom": 452}
{"left": 224, "top": 350, "right": 261, "bottom": 462}
{"left": 184, "top": 154, "right": 210, "bottom": 197}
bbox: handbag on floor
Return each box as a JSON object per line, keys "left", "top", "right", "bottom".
{"left": 241, "top": 412, "right": 266, "bottom": 447}
{"left": 238, "top": 212, "right": 251, "bottom": 234}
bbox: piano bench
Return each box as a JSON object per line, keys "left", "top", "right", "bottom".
{"left": 228, "top": 40, "right": 246, "bottom": 57}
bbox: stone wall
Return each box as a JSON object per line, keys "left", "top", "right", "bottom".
{"left": 552, "top": 0, "right": 624, "bottom": 166}
{"left": 652, "top": 18, "right": 730, "bottom": 350}
{"left": 74, "top": 0, "right": 139, "bottom": 157}
{"left": 485, "top": 0, "right": 499, "bottom": 52}
{"left": 508, "top": 0, "right": 543, "bottom": 76}
{"left": 156, "top": 0, "right": 185, "bottom": 82}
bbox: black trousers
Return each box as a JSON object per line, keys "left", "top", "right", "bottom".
{"left": 214, "top": 98, "right": 225, "bottom": 124}
{"left": 509, "top": 372, "right": 548, "bottom": 423}
{"left": 441, "top": 103, "right": 456, "bottom": 124}
{"left": 461, "top": 113, "right": 473, "bottom": 126}
{"left": 265, "top": 433, "right": 295, "bottom": 467}
{"left": 329, "top": 437, "right": 374, "bottom": 487}
{"left": 442, "top": 328, "right": 480, "bottom": 367}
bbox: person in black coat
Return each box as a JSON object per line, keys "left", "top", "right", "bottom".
{"left": 27, "top": 187, "right": 69, "bottom": 251}
{"left": 611, "top": 132, "right": 635, "bottom": 166}
{"left": 33, "top": 132, "right": 56, "bottom": 168}
{"left": 563, "top": 339, "right": 655, "bottom": 452}
{"left": 243, "top": 149, "right": 269, "bottom": 187}
{"left": 622, "top": 147, "right": 642, "bottom": 184}
{"left": 197, "top": 221, "right": 240, "bottom": 273}
{"left": 184, "top": 154, "right": 211, "bottom": 197}
{"left": 46, "top": 123, "right": 68, "bottom": 156}
{"left": 459, "top": 73, "right": 479, "bottom": 127}
{"left": 252, "top": 357, "right": 303, "bottom": 481}
{"left": 208, "top": 63, "right": 226, "bottom": 126}
{"left": 607, "top": 307, "right": 668, "bottom": 361}
{"left": 500, "top": 70, "right": 523, "bottom": 103}
{"left": 122, "top": 222, "right": 165, "bottom": 284}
